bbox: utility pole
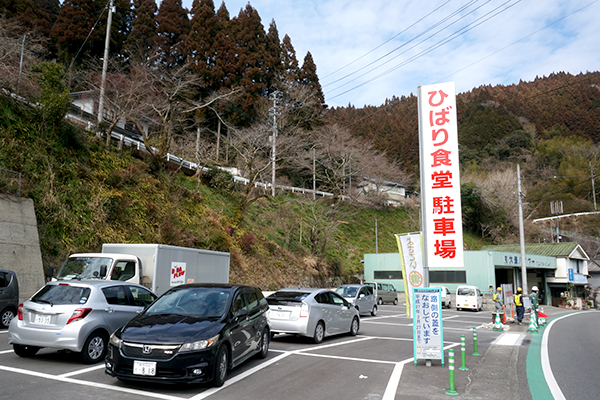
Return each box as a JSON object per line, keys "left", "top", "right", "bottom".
{"left": 269, "top": 91, "right": 279, "bottom": 197}
{"left": 517, "top": 164, "right": 528, "bottom": 295}
{"left": 312, "top": 147, "right": 316, "bottom": 200}
{"left": 375, "top": 218, "right": 379, "bottom": 253}
{"left": 97, "top": 0, "right": 114, "bottom": 126}
{"left": 590, "top": 161, "right": 597, "bottom": 211}
{"left": 551, "top": 200, "right": 563, "bottom": 242}
{"left": 17, "top": 33, "right": 27, "bottom": 95}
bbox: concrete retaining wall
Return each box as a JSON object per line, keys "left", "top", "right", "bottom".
{"left": 0, "top": 194, "right": 45, "bottom": 303}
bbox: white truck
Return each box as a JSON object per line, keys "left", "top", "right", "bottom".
{"left": 54, "top": 244, "right": 230, "bottom": 296}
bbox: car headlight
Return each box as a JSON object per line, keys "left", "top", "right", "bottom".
{"left": 179, "top": 334, "right": 219, "bottom": 353}
{"left": 109, "top": 332, "right": 123, "bottom": 348}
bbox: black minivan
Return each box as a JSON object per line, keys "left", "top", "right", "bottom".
{"left": 105, "top": 283, "right": 269, "bottom": 386}
{"left": 0, "top": 270, "right": 19, "bottom": 329}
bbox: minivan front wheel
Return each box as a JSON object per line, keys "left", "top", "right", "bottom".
{"left": 213, "top": 345, "right": 229, "bottom": 387}
{"left": 393, "top": 298, "right": 398, "bottom": 305}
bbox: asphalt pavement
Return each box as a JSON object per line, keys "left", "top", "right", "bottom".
{"left": 395, "top": 304, "right": 577, "bottom": 399}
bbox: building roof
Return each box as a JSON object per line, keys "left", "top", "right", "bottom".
{"left": 480, "top": 242, "right": 588, "bottom": 259}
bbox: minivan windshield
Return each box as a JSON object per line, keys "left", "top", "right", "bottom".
{"left": 145, "top": 287, "right": 231, "bottom": 318}
{"left": 57, "top": 257, "right": 113, "bottom": 280}
{"left": 336, "top": 286, "right": 358, "bottom": 298}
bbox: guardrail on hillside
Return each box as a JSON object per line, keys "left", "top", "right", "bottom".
{"left": 0, "top": 167, "right": 22, "bottom": 197}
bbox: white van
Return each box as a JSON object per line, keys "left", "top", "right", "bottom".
{"left": 455, "top": 285, "right": 483, "bottom": 311}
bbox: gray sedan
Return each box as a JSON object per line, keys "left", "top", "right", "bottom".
{"left": 266, "top": 288, "right": 360, "bottom": 344}
{"left": 8, "top": 280, "right": 156, "bottom": 363}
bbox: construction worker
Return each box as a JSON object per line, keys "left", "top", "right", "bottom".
{"left": 514, "top": 287, "right": 524, "bottom": 325}
{"left": 493, "top": 287, "right": 504, "bottom": 313}
{"left": 530, "top": 286, "right": 539, "bottom": 327}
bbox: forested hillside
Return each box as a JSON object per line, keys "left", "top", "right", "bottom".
{"left": 2, "top": 1, "right": 600, "bottom": 285}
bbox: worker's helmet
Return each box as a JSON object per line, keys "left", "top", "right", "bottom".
{"left": 532, "top": 286, "right": 539, "bottom": 292}
{"left": 517, "top": 287, "right": 522, "bottom": 292}
{"left": 497, "top": 287, "right": 502, "bottom": 291}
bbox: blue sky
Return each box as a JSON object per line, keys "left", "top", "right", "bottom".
{"left": 181, "top": 0, "right": 600, "bottom": 108}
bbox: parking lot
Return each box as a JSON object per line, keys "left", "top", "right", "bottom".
{"left": 0, "top": 304, "right": 501, "bottom": 400}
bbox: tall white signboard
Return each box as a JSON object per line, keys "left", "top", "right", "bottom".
{"left": 418, "top": 82, "right": 464, "bottom": 271}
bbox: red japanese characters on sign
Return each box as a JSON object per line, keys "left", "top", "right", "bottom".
{"left": 418, "top": 82, "right": 464, "bottom": 269}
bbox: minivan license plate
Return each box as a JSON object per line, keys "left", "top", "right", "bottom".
{"left": 133, "top": 360, "right": 156, "bottom": 376}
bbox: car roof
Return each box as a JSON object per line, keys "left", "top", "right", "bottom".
{"left": 171, "top": 283, "right": 259, "bottom": 291}
{"left": 274, "top": 287, "right": 326, "bottom": 294}
{"left": 338, "top": 284, "right": 365, "bottom": 288}
{"left": 48, "top": 279, "right": 145, "bottom": 288}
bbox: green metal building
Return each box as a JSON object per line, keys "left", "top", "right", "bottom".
{"left": 363, "top": 242, "right": 589, "bottom": 306}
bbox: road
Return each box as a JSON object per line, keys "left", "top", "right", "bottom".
{"left": 539, "top": 311, "right": 600, "bottom": 400}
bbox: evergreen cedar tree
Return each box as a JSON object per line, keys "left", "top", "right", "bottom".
{"left": 9, "top": 0, "right": 325, "bottom": 123}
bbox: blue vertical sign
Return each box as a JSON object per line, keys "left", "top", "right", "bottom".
{"left": 568, "top": 268, "right": 574, "bottom": 282}
{"left": 413, "top": 287, "right": 444, "bottom": 366}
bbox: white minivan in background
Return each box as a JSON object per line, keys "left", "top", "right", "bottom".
{"left": 455, "top": 285, "right": 483, "bottom": 311}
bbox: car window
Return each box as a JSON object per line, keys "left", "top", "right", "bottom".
{"left": 244, "top": 290, "right": 259, "bottom": 313}
{"left": 232, "top": 292, "right": 246, "bottom": 314}
{"left": 110, "top": 261, "right": 136, "bottom": 281}
{"left": 315, "top": 292, "right": 328, "bottom": 304}
{"left": 256, "top": 289, "right": 268, "bottom": 308}
{"left": 128, "top": 286, "right": 156, "bottom": 307}
{"left": 382, "top": 284, "right": 388, "bottom": 291}
{"left": 389, "top": 285, "right": 396, "bottom": 291}
{"left": 32, "top": 284, "right": 91, "bottom": 305}
{"left": 360, "top": 287, "right": 371, "bottom": 296}
{"left": 0, "top": 272, "right": 8, "bottom": 287}
{"left": 377, "top": 284, "right": 382, "bottom": 290}
{"left": 330, "top": 292, "right": 346, "bottom": 306}
{"left": 102, "top": 285, "right": 129, "bottom": 305}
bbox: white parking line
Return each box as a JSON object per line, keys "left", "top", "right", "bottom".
{"left": 0, "top": 364, "right": 186, "bottom": 400}
{"left": 190, "top": 352, "right": 292, "bottom": 400}
{"left": 0, "top": 335, "right": 461, "bottom": 400}
{"left": 0, "top": 350, "right": 13, "bottom": 355}
{"left": 59, "top": 364, "right": 105, "bottom": 378}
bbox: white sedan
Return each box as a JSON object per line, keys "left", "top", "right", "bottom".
{"left": 266, "top": 288, "right": 360, "bottom": 344}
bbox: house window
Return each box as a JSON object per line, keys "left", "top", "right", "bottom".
{"left": 374, "top": 270, "right": 403, "bottom": 279}
{"left": 429, "top": 270, "right": 466, "bottom": 283}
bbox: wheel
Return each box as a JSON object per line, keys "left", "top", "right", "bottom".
{"left": 257, "top": 329, "right": 269, "bottom": 359}
{"left": 349, "top": 317, "right": 359, "bottom": 336}
{"left": 80, "top": 331, "right": 108, "bottom": 364}
{"left": 377, "top": 298, "right": 383, "bottom": 305}
{"left": 313, "top": 321, "right": 325, "bottom": 344}
{"left": 1, "top": 307, "right": 16, "bottom": 329}
{"left": 213, "top": 345, "right": 228, "bottom": 387}
{"left": 393, "top": 298, "right": 398, "bottom": 305}
{"left": 13, "top": 344, "right": 40, "bottom": 358}
{"left": 371, "top": 305, "right": 378, "bottom": 316}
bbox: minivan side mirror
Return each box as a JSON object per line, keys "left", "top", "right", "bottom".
{"left": 99, "top": 264, "right": 107, "bottom": 278}
{"left": 236, "top": 308, "right": 249, "bottom": 320}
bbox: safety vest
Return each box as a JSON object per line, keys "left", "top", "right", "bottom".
{"left": 515, "top": 293, "right": 522, "bottom": 306}
{"left": 493, "top": 293, "right": 499, "bottom": 301}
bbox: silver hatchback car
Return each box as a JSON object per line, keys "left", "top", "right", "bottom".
{"left": 8, "top": 280, "right": 156, "bottom": 363}
{"left": 267, "top": 288, "right": 360, "bottom": 344}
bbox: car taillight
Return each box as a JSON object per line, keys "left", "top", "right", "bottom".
{"left": 67, "top": 308, "right": 93, "bottom": 325}
{"left": 17, "top": 304, "right": 23, "bottom": 320}
{"left": 300, "top": 303, "right": 309, "bottom": 318}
